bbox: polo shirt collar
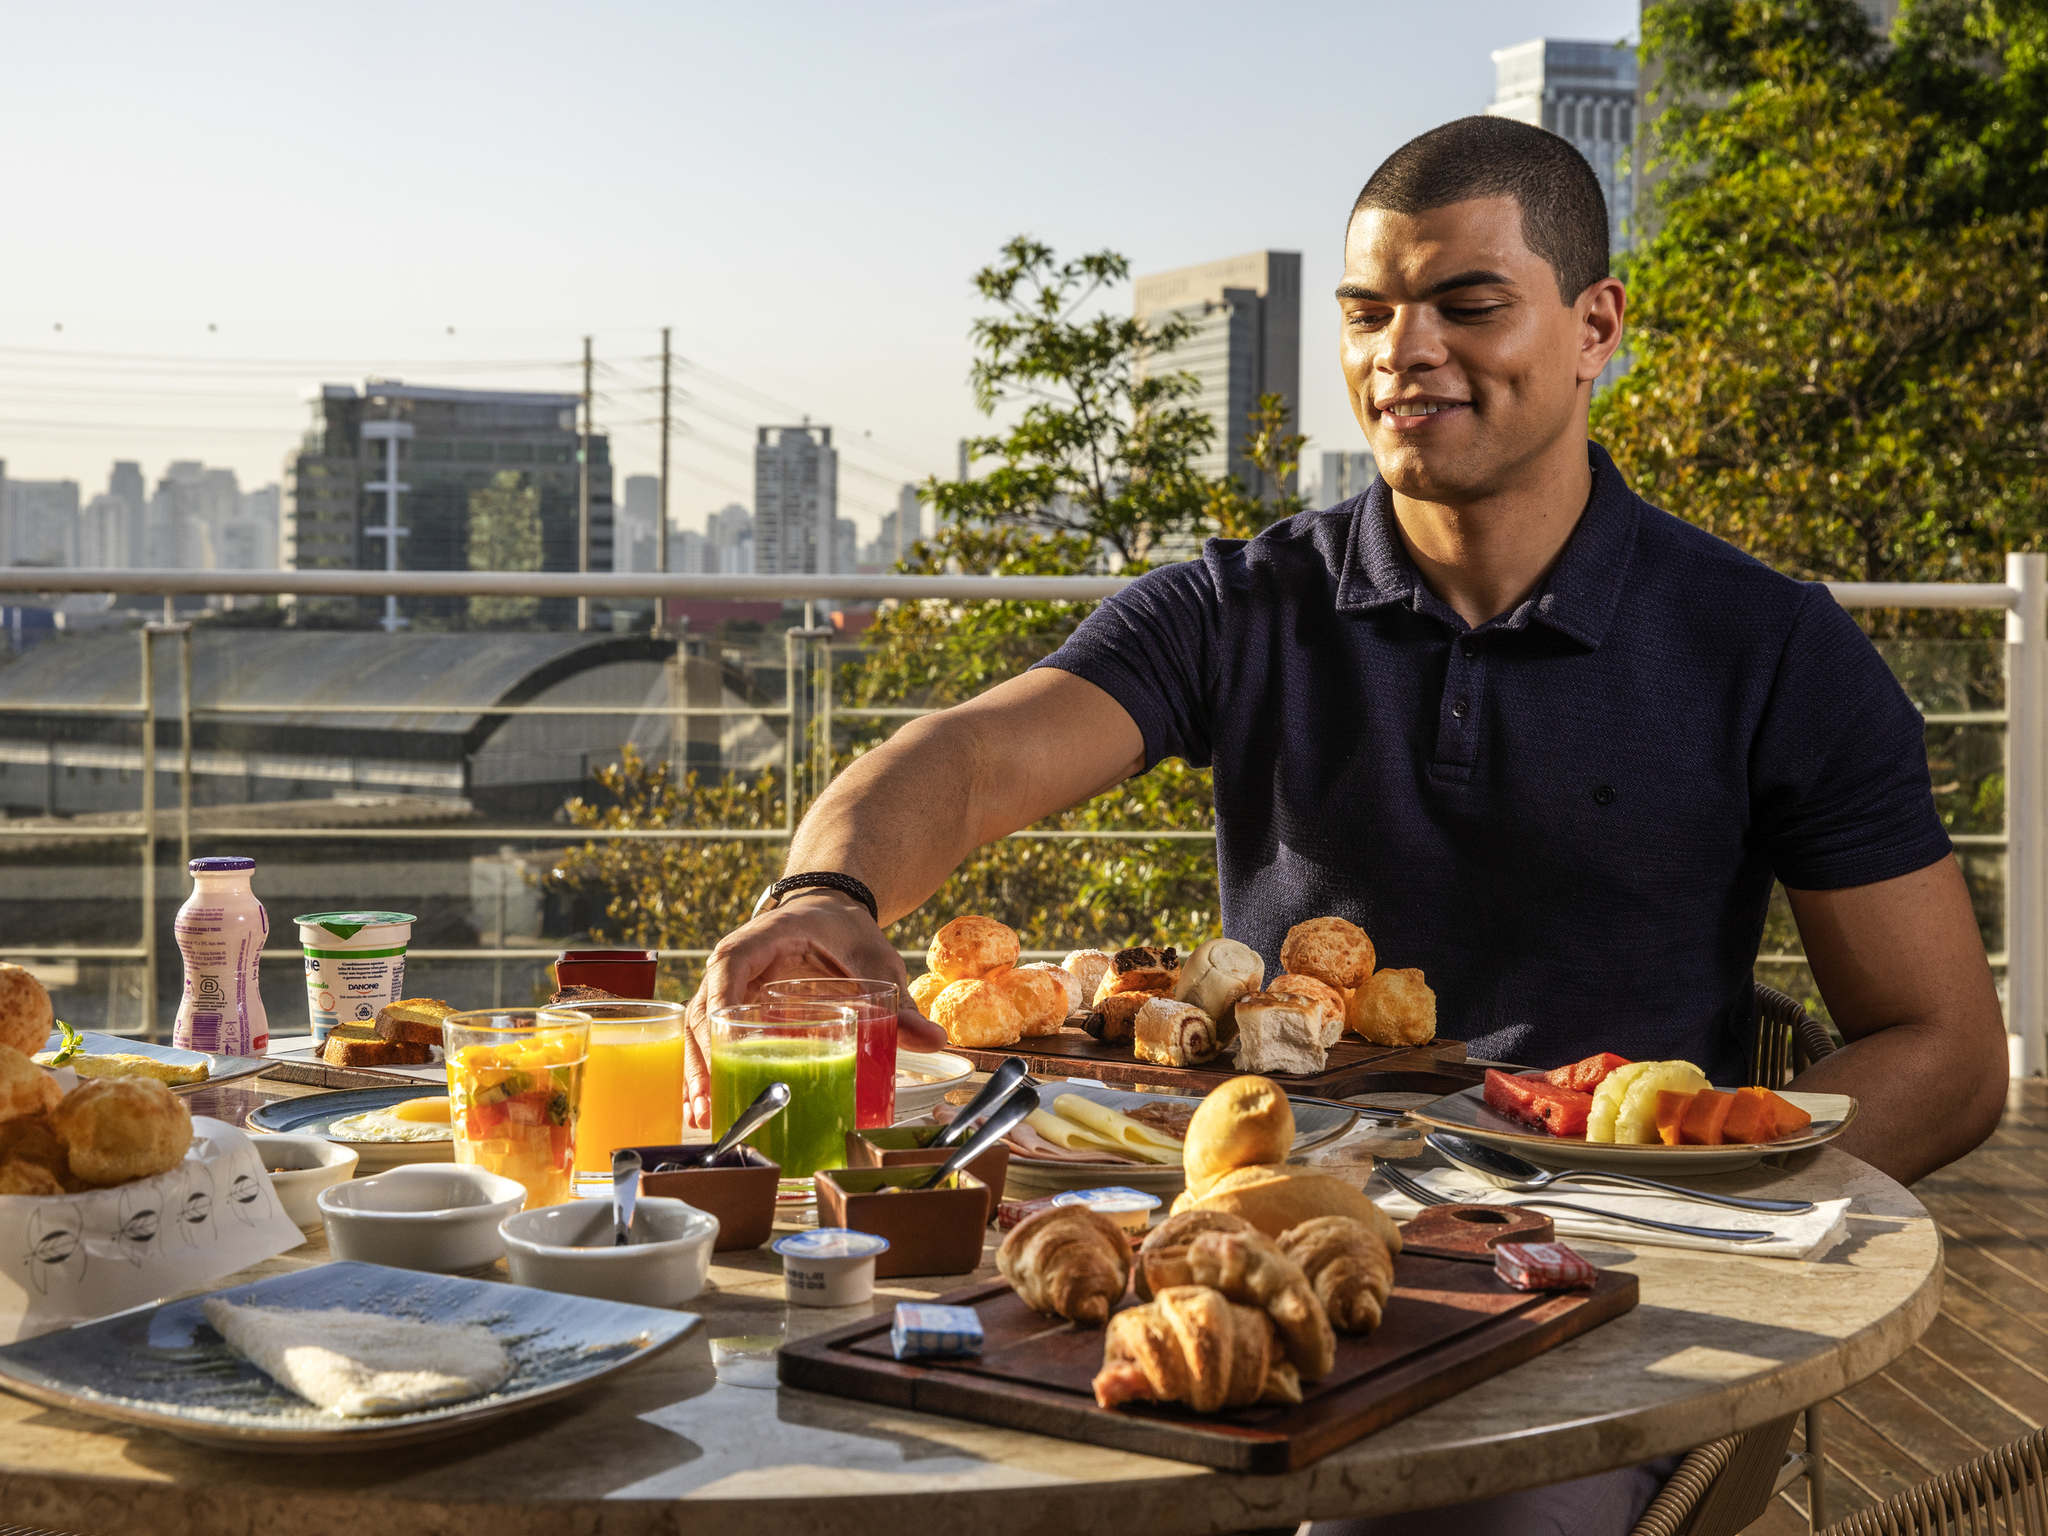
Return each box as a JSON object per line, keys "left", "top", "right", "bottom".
{"left": 1333, "top": 442, "right": 1641, "bottom": 648}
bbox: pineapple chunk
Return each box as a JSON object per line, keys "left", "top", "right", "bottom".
{"left": 1586, "top": 1061, "right": 1659, "bottom": 1143}
{"left": 1612, "top": 1061, "right": 1710, "bottom": 1145}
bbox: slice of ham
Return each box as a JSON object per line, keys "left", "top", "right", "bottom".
{"left": 932, "top": 1102, "right": 1141, "bottom": 1164}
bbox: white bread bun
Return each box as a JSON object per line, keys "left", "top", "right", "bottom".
{"left": 1267, "top": 973, "right": 1347, "bottom": 1047}
{"left": 1231, "top": 992, "right": 1329, "bottom": 1077}
{"left": 1174, "top": 938, "right": 1265, "bottom": 1025}
{"left": 1061, "top": 948, "right": 1114, "bottom": 1002}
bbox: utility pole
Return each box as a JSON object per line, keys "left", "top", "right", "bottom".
{"left": 578, "top": 335, "right": 592, "bottom": 633}
{"left": 658, "top": 326, "right": 672, "bottom": 583}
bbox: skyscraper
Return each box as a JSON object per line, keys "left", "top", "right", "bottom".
{"left": 619, "top": 473, "right": 660, "bottom": 572}
{"left": 1, "top": 478, "right": 80, "bottom": 566}
{"left": 1133, "top": 252, "right": 1302, "bottom": 499}
{"left": 1486, "top": 40, "right": 1639, "bottom": 254}
{"left": 109, "top": 462, "right": 145, "bottom": 569}
{"left": 286, "top": 380, "right": 613, "bottom": 627}
{"left": 753, "top": 425, "right": 837, "bottom": 575}
{"left": 706, "top": 503, "right": 752, "bottom": 575}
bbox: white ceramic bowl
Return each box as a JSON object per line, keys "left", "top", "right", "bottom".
{"left": 317, "top": 1163, "right": 526, "bottom": 1273}
{"left": 248, "top": 1133, "right": 359, "bottom": 1228}
{"left": 499, "top": 1197, "right": 718, "bottom": 1308}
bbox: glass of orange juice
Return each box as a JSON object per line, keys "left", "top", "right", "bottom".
{"left": 538, "top": 998, "right": 688, "bottom": 1176}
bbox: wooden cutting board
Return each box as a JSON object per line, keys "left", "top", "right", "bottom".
{"left": 779, "top": 1232, "right": 1636, "bottom": 1473}
{"left": 950, "top": 1031, "right": 1479, "bottom": 1099}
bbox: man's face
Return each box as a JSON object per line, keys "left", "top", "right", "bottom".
{"left": 1338, "top": 196, "right": 1604, "bottom": 505}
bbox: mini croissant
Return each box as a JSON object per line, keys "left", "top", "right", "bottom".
{"left": 1135, "top": 1212, "right": 1334, "bottom": 1379}
{"left": 1092, "top": 1285, "right": 1302, "bottom": 1412}
{"left": 998, "top": 1204, "right": 1132, "bottom": 1327}
{"left": 1277, "top": 1215, "right": 1397, "bottom": 1334}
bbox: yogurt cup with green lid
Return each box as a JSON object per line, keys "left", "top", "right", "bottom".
{"left": 295, "top": 910, "right": 416, "bottom": 1044}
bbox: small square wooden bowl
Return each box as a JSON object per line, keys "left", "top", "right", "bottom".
{"left": 813, "top": 1166, "right": 989, "bottom": 1278}
{"left": 843, "top": 1126, "right": 1010, "bottom": 1223}
{"left": 634, "top": 1143, "right": 780, "bottom": 1252}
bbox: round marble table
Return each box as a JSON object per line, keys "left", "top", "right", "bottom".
{"left": 0, "top": 1143, "right": 1938, "bottom": 1536}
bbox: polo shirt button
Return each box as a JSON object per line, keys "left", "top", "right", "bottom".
{"left": 1460, "top": 639, "right": 1476, "bottom": 656}
{"left": 1593, "top": 784, "right": 1615, "bottom": 806}
{"left": 1452, "top": 697, "right": 1469, "bottom": 719}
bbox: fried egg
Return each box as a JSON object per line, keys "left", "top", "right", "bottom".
{"left": 328, "top": 1097, "right": 453, "bottom": 1144}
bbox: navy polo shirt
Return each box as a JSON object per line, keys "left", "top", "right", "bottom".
{"left": 1036, "top": 444, "right": 1951, "bottom": 1082}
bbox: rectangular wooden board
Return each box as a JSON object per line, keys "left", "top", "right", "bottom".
{"left": 951, "top": 1031, "right": 1479, "bottom": 1099}
{"left": 779, "top": 1251, "right": 1637, "bottom": 1473}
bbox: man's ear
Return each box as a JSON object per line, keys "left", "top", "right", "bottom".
{"left": 1577, "top": 276, "right": 1627, "bottom": 384}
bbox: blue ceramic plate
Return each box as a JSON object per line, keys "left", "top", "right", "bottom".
{"left": 40, "top": 1030, "right": 269, "bottom": 1094}
{"left": 0, "top": 1260, "right": 698, "bottom": 1450}
{"left": 246, "top": 1085, "right": 454, "bottom": 1170}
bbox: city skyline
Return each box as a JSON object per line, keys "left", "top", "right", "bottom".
{"left": 1, "top": 0, "right": 1639, "bottom": 540}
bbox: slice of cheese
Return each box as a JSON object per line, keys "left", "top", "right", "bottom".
{"left": 1052, "top": 1096, "right": 1184, "bottom": 1164}
{"left": 203, "top": 1300, "right": 512, "bottom": 1417}
{"left": 1022, "top": 1108, "right": 1124, "bottom": 1157}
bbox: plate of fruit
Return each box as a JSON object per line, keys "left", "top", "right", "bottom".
{"left": 1407, "top": 1052, "right": 1855, "bottom": 1173}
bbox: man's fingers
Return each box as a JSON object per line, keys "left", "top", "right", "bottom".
{"left": 897, "top": 1006, "right": 948, "bottom": 1053}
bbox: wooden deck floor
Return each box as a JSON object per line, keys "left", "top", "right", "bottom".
{"left": 1750, "top": 1077, "right": 2048, "bottom": 1533}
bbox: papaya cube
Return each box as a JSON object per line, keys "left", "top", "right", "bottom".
{"left": 1722, "top": 1086, "right": 1782, "bottom": 1144}
{"left": 1654, "top": 1089, "right": 1695, "bottom": 1146}
{"left": 1679, "top": 1088, "right": 1735, "bottom": 1146}
{"left": 1769, "top": 1091, "right": 1813, "bottom": 1139}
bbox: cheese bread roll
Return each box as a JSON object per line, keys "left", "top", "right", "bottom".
{"left": 927, "top": 916, "right": 1021, "bottom": 982}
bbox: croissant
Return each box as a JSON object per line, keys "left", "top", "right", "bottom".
{"left": 1277, "top": 1215, "right": 1397, "bottom": 1334}
{"left": 1135, "top": 1214, "right": 1333, "bottom": 1379}
{"left": 997, "top": 1204, "right": 1132, "bottom": 1326}
{"left": 1134, "top": 1209, "right": 1255, "bottom": 1300}
{"left": 1092, "top": 1285, "right": 1302, "bottom": 1412}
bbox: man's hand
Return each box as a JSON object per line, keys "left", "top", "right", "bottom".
{"left": 682, "top": 888, "right": 946, "bottom": 1128}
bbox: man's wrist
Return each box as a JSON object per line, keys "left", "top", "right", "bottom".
{"left": 780, "top": 885, "right": 871, "bottom": 917}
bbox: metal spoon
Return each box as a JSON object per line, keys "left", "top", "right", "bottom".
{"left": 611, "top": 1149, "right": 643, "bottom": 1247}
{"left": 1426, "top": 1132, "right": 1815, "bottom": 1214}
{"left": 930, "top": 1058, "right": 1031, "bottom": 1149}
{"left": 703, "top": 1081, "right": 792, "bottom": 1166}
{"left": 915, "top": 1084, "right": 1040, "bottom": 1190}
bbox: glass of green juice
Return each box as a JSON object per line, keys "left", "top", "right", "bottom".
{"left": 708, "top": 1001, "right": 858, "bottom": 1177}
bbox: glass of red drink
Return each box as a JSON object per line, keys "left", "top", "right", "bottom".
{"left": 759, "top": 977, "right": 899, "bottom": 1129}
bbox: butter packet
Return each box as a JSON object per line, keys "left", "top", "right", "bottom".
{"left": 890, "top": 1302, "right": 984, "bottom": 1360}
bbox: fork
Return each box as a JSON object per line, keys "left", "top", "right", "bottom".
{"left": 1377, "top": 1162, "right": 1776, "bottom": 1244}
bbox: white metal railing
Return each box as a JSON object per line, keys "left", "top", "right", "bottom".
{"left": 2, "top": 558, "right": 2041, "bottom": 1077}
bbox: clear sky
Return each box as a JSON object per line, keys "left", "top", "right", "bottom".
{"left": 0, "top": 0, "right": 1638, "bottom": 535}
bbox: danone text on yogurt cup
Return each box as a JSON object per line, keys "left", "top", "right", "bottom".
{"left": 295, "top": 911, "right": 415, "bottom": 1044}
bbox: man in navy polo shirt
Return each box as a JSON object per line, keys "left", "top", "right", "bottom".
{"left": 687, "top": 115, "right": 2008, "bottom": 1530}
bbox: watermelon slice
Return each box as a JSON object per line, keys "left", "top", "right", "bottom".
{"left": 1544, "top": 1052, "right": 1632, "bottom": 1093}
{"left": 1483, "top": 1069, "right": 1593, "bottom": 1138}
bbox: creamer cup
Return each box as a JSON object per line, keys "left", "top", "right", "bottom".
{"left": 772, "top": 1227, "right": 888, "bottom": 1307}
{"left": 295, "top": 911, "right": 415, "bottom": 1043}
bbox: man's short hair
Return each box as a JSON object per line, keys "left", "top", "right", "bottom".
{"left": 1352, "top": 116, "right": 1611, "bottom": 303}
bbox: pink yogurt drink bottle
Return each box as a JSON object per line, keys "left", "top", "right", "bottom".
{"left": 172, "top": 855, "right": 270, "bottom": 1055}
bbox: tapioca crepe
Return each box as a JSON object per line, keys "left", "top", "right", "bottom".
{"left": 201, "top": 1299, "right": 511, "bottom": 1416}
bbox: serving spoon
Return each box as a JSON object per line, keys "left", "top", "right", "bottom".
{"left": 930, "top": 1058, "right": 1031, "bottom": 1149}
{"left": 914, "top": 1084, "right": 1040, "bottom": 1191}
{"left": 611, "top": 1149, "right": 643, "bottom": 1246}
{"left": 1425, "top": 1132, "right": 1816, "bottom": 1214}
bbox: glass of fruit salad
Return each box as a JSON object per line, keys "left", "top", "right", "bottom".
{"left": 442, "top": 1007, "right": 591, "bottom": 1208}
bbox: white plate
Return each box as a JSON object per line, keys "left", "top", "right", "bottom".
{"left": 1407, "top": 1085, "right": 1856, "bottom": 1174}
{"left": 999, "top": 1081, "right": 1359, "bottom": 1196}
{"left": 894, "top": 1049, "right": 973, "bottom": 1120}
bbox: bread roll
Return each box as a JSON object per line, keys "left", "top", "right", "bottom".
{"left": 1267, "top": 973, "right": 1347, "bottom": 1047}
{"left": 1061, "top": 948, "right": 1114, "bottom": 1002}
{"left": 1175, "top": 938, "right": 1264, "bottom": 1026}
{"left": 0, "top": 1046, "right": 62, "bottom": 1122}
{"left": 1179, "top": 1164, "right": 1394, "bottom": 1245}
{"left": 927, "top": 915, "right": 1020, "bottom": 982}
{"left": 1018, "top": 960, "right": 1084, "bottom": 1017}
{"left": 1133, "top": 997, "right": 1220, "bottom": 1066}
{"left": 1184, "top": 1075, "right": 1295, "bottom": 1198}
{"left": 1231, "top": 992, "right": 1328, "bottom": 1076}
{"left": 1083, "top": 991, "right": 1150, "bottom": 1043}
{"left": 1348, "top": 967, "right": 1437, "bottom": 1046}
{"left": 996, "top": 965, "right": 1071, "bottom": 1038}
{"left": 1279, "top": 918, "right": 1375, "bottom": 992}
{"left": 0, "top": 963, "right": 55, "bottom": 1059}
{"left": 930, "top": 977, "right": 1024, "bottom": 1049}
{"left": 1093, "top": 946, "right": 1181, "bottom": 1006}
{"left": 907, "top": 970, "right": 947, "bottom": 1014}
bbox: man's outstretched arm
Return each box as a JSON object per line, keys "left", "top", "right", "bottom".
{"left": 1786, "top": 856, "right": 2008, "bottom": 1184}
{"left": 682, "top": 668, "right": 1145, "bottom": 1125}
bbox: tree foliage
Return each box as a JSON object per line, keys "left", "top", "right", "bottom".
{"left": 1599, "top": 0, "right": 2048, "bottom": 591}
{"left": 465, "top": 471, "right": 543, "bottom": 627}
